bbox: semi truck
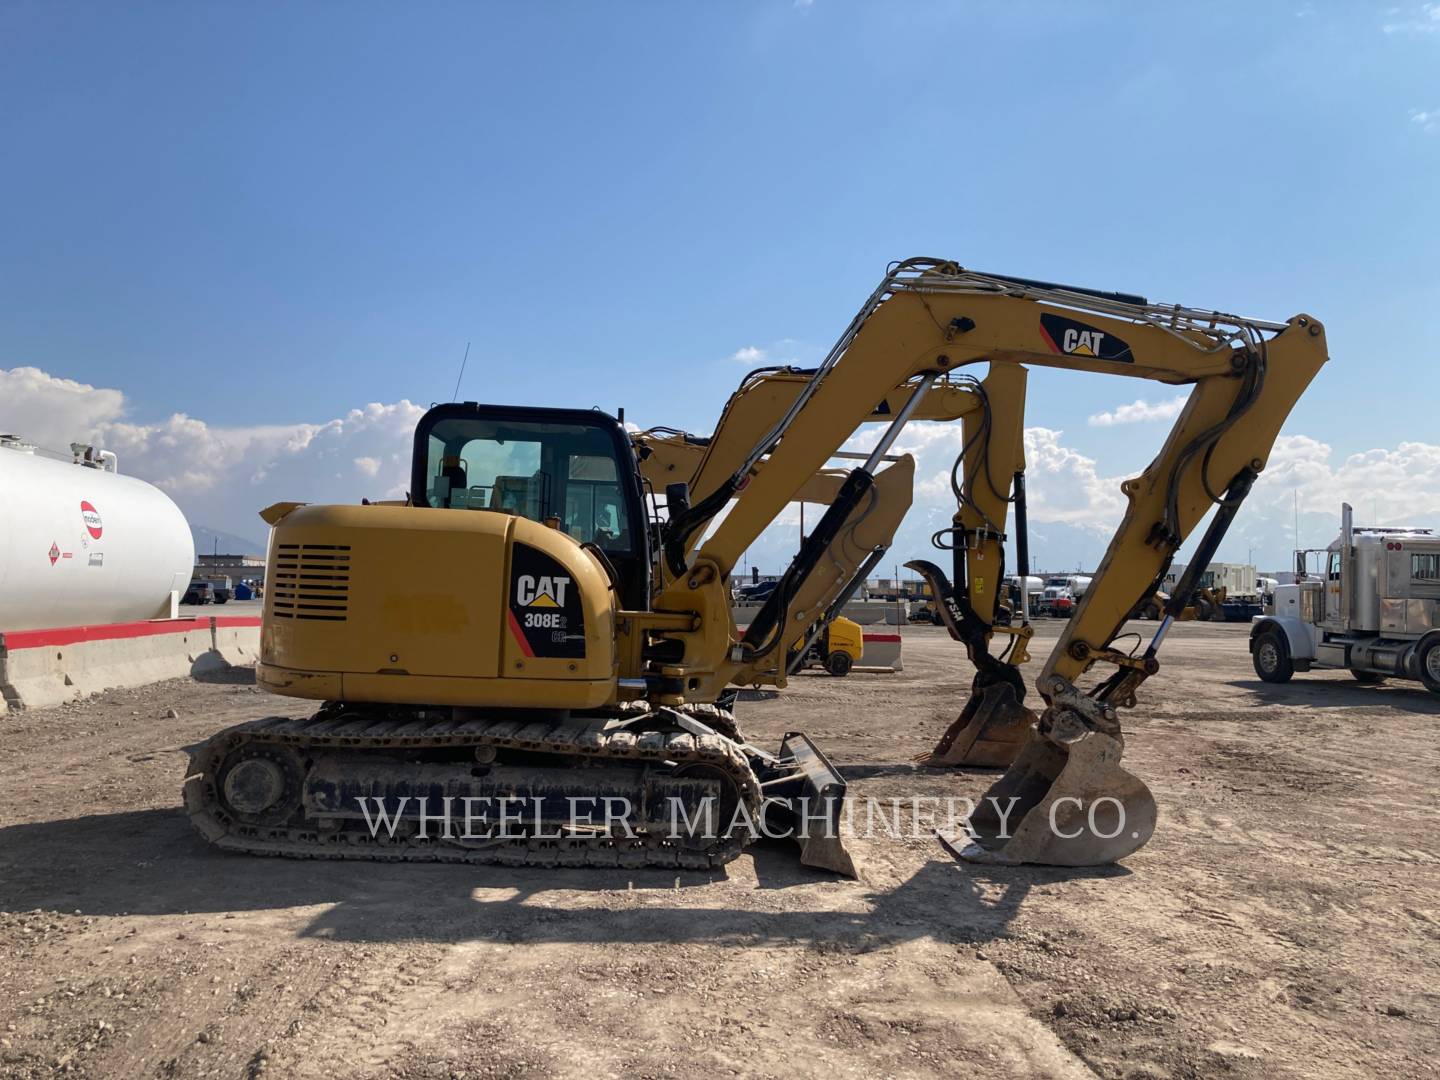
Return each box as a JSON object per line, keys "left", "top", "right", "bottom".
{"left": 1249, "top": 504, "right": 1440, "bottom": 697}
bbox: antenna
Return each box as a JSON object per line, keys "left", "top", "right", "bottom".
{"left": 1293, "top": 488, "right": 1299, "bottom": 553}
{"left": 451, "top": 341, "right": 472, "bottom": 401}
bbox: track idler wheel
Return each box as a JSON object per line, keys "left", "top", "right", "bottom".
{"left": 211, "top": 742, "right": 306, "bottom": 827}
{"left": 921, "top": 672, "right": 1036, "bottom": 769}
{"left": 938, "top": 681, "right": 1157, "bottom": 867}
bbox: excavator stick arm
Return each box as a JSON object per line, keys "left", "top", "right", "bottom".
{"left": 961, "top": 315, "right": 1328, "bottom": 865}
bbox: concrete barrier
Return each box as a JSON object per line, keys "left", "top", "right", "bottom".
{"left": 0, "top": 616, "right": 261, "bottom": 711}
{"left": 211, "top": 615, "right": 262, "bottom": 667}
{"left": 858, "top": 631, "right": 903, "bottom": 672}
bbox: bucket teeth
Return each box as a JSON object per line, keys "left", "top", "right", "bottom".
{"left": 922, "top": 677, "right": 1036, "bottom": 769}
{"left": 938, "top": 703, "right": 1157, "bottom": 867}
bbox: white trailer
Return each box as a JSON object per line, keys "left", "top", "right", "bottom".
{"left": 1250, "top": 504, "right": 1440, "bottom": 697}
{"left": 1165, "top": 560, "right": 1261, "bottom": 620}
{"left": 1166, "top": 561, "right": 1257, "bottom": 597}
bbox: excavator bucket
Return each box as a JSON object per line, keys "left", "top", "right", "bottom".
{"left": 903, "top": 559, "right": 1034, "bottom": 770}
{"left": 937, "top": 702, "right": 1157, "bottom": 867}
{"left": 922, "top": 675, "right": 1036, "bottom": 769}
{"left": 778, "top": 732, "right": 859, "bottom": 878}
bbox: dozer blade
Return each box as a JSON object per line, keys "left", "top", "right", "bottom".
{"left": 922, "top": 676, "right": 1036, "bottom": 769}
{"left": 937, "top": 707, "right": 1157, "bottom": 867}
{"left": 779, "top": 731, "right": 859, "bottom": 878}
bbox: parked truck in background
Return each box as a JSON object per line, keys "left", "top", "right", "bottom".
{"left": 1250, "top": 504, "right": 1440, "bottom": 697}
{"left": 1036, "top": 575, "right": 1075, "bottom": 618}
{"left": 1162, "top": 561, "right": 1261, "bottom": 621}
{"left": 1005, "top": 575, "right": 1044, "bottom": 619}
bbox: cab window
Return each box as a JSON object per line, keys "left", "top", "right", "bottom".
{"left": 1413, "top": 553, "right": 1440, "bottom": 582}
{"left": 422, "top": 418, "right": 634, "bottom": 554}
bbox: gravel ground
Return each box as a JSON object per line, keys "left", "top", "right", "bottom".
{"left": 1, "top": 620, "right": 1437, "bottom": 1079}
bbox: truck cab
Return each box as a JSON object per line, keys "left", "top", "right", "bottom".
{"left": 1250, "top": 504, "right": 1440, "bottom": 697}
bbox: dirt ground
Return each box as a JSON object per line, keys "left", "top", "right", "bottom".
{"left": 1, "top": 620, "right": 1437, "bottom": 1080}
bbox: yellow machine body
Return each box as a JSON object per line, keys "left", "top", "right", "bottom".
{"left": 256, "top": 503, "right": 618, "bottom": 710}
{"left": 819, "top": 616, "right": 864, "bottom": 664}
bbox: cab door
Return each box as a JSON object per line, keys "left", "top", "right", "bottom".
{"left": 1318, "top": 548, "right": 1348, "bottom": 631}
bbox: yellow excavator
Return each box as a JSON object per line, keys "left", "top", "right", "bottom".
{"left": 186, "top": 258, "right": 1326, "bottom": 874}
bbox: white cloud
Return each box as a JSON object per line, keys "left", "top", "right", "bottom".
{"left": 1087, "top": 395, "right": 1187, "bottom": 427}
{"left": 8, "top": 363, "right": 1438, "bottom": 576}
{"left": 1411, "top": 108, "right": 1439, "bottom": 133}
{"left": 0, "top": 366, "right": 126, "bottom": 446}
{"left": 1252, "top": 434, "right": 1440, "bottom": 520}
{"left": 1022, "top": 427, "right": 1128, "bottom": 530}
{"left": 734, "top": 418, "right": 1132, "bottom": 573}
{"left": 730, "top": 345, "right": 767, "bottom": 364}
{"left": 0, "top": 365, "right": 421, "bottom": 543}
{"left": 1383, "top": 2, "right": 1440, "bottom": 33}
{"left": 732, "top": 421, "right": 1440, "bottom": 576}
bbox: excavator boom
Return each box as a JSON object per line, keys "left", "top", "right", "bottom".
{"left": 651, "top": 258, "right": 1326, "bottom": 865}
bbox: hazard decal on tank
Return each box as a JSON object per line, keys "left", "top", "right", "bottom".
{"left": 1039, "top": 313, "right": 1134, "bottom": 363}
{"left": 507, "top": 543, "right": 586, "bottom": 659}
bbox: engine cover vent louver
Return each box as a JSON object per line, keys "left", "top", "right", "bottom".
{"left": 271, "top": 543, "right": 351, "bottom": 622}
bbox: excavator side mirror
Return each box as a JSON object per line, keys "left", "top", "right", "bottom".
{"left": 665, "top": 482, "right": 691, "bottom": 519}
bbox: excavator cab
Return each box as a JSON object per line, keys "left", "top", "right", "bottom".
{"left": 413, "top": 403, "right": 651, "bottom": 611}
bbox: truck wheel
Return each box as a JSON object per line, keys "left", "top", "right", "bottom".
{"left": 1141, "top": 601, "right": 1161, "bottom": 621}
{"left": 1417, "top": 638, "right": 1440, "bottom": 697}
{"left": 1252, "top": 629, "right": 1294, "bottom": 684}
{"left": 1350, "top": 670, "right": 1386, "bottom": 685}
{"left": 825, "top": 651, "right": 853, "bottom": 677}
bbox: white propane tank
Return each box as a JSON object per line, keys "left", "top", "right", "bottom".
{"left": 0, "top": 439, "right": 195, "bottom": 631}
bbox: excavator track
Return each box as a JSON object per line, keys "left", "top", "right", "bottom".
{"left": 184, "top": 707, "right": 762, "bottom": 870}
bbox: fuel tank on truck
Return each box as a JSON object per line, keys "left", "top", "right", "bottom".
{"left": 0, "top": 437, "right": 195, "bottom": 631}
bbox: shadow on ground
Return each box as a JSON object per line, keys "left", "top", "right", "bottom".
{"left": 1227, "top": 677, "right": 1440, "bottom": 714}
{"left": 190, "top": 663, "right": 259, "bottom": 685}
{"left": 0, "top": 806, "right": 1120, "bottom": 947}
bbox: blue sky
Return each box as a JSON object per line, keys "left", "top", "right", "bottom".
{"left": 2, "top": 2, "right": 1437, "bottom": 569}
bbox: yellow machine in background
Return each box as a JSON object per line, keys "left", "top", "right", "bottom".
{"left": 793, "top": 615, "right": 864, "bottom": 677}
{"left": 1135, "top": 585, "right": 1226, "bottom": 622}
{"left": 186, "top": 258, "right": 1326, "bottom": 874}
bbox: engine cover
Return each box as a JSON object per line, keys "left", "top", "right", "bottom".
{"left": 256, "top": 503, "right": 616, "bottom": 708}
